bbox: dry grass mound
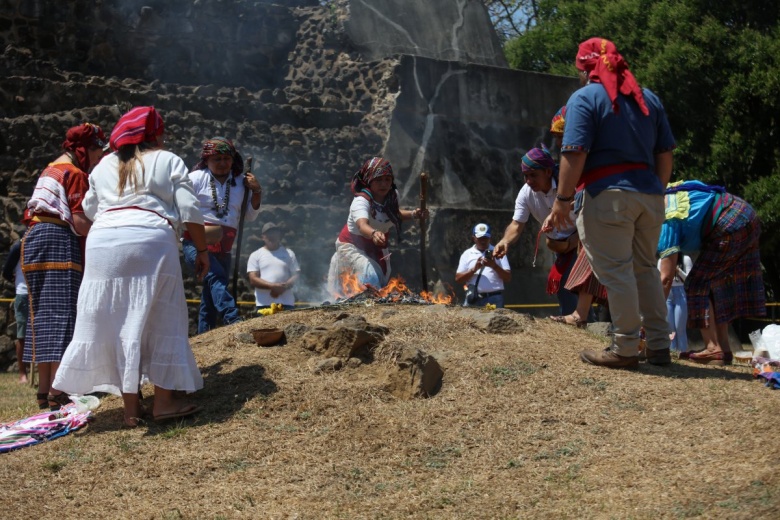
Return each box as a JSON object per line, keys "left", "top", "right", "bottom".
{"left": 1, "top": 304, "right": 778, "bottom": 519}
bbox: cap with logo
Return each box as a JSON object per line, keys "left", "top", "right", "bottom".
{"left": 472, "top": 223, "right": 491, "bottom": 238}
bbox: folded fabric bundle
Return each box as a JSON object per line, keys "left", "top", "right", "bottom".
{"left": 0, "top": 403, "right": 92, "bottom": 453}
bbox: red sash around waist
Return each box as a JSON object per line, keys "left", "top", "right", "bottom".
{"left": 577, "top": 162, "right": 649, "bottom": 192}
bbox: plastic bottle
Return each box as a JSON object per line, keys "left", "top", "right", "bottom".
{"left": 70, "top": 395, "right": 101, "bottom": 413}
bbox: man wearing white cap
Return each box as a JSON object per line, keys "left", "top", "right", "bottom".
{"left": 247, "top": 222, "right": 300, "bottom": 311}
{"left": 455, "top": 223, "right": 511, "bottom": 307}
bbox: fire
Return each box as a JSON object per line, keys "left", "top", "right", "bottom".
{"left": 375, "top": 276, "right": 409, "bottom": 298}
{"left": 333, "top": 270, "right": 453, "bottom": 304}
{"left": 337, "top": 269, "right": 365, "bottom": 298}
{"left": 420, "top": 290, "right": 453, "bottom": 305}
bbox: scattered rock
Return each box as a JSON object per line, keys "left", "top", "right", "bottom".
{"left": 232, "top": 332, "right": 256, "bottom": 344}
{"left": 383, "top": 347, "right": 443, "bottom": 399}
{"left": 466, "top": 310, "right": 524, "bottom": 334}
{"left": 284, "top": 323, "right": 311, "bottom": 343}
{"left": 308, "top": 356, "right": 343, "bottom": 373}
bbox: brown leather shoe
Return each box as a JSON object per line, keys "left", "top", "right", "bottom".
{"left": 580, "top": 348, "right": 639, "bottom": 370}
{"left": 645, "top": 348, "right": 672, "bottom": 366}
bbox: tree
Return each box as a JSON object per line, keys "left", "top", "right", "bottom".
{"left": 482, "top": 0, "right": 540, "bottom": 41}
{"left": 500, "top": 0, "right": 780, "bottom": 294}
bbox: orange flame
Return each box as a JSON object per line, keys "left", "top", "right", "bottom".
{"left": 420, "top": 290, "right": 453, "bottom": 304}
{"left": 336, "top": 269, "right": 365, "bottom": 299}
{"left": 333, "top": 271, "right": 453, "bottom": 304}
{"left": 375, "top": 276, "right": 410, "bottom": 298}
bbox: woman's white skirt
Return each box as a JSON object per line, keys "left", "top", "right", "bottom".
{"left": 53, "top": 226, "right": 204, "bottom": 396}
{"left": 326, "top": 240, "right": 392, "bottom": 298}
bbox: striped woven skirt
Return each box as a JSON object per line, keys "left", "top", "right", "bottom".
{"left": 21, "top": 223, "right": 83, "bottom": 363}
{"left": 686, "top": 197, "right": 766, "bottom": 329}
{"left": 563, "top": 246, "right": 608, "bottom": 306}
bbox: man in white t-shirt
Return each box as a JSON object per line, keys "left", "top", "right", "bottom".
{"left": 494, "top": 146, "right": 579, "bottom": 315}
{"left": 247, "top": 222, "right": 300, "bottom": 311}
{"left": 455, "top": 223, "right": 512, "bottom": 307}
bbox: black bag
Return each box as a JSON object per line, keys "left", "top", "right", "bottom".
{"left": 465, "top": 268, "right": 485, "bottom": 305}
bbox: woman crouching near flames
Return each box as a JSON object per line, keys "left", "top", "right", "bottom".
{"left": 327, "top": 157, "right": 427, "bottom": 298}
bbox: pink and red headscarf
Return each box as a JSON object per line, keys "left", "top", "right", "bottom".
{"left": 109, "top": 106, "right": 165, "bottom": 151}
{"left": 62, "top": 122, "right": 107, "bottom": 172}
{"left": 576, "top": 38, "right": 649, "bottom": 116}
{"left": 194, "top": 137, "right": 244, "bottom": 175}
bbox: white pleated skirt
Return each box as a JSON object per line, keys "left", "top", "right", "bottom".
{"left": 54, "top": 226, "right": 204, "bottom": 396}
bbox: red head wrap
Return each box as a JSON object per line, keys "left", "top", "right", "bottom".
{"left": 575, "top": 38, "right": 649, "bottom": 116}
{"left": 62, "top": 122, "right": 107, "bottom": 172}
{"left": 194, "top": 137, "right": 244, "bottom": 176}
{"left": 109, "top": 106, "right": 165, "bottom": 151}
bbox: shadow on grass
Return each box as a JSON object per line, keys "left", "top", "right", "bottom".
{"left": 640, "top": 360, "right": 754, "bottom": 381}
{"left": 88, "top": 359, "right": 278, "bottom": 435}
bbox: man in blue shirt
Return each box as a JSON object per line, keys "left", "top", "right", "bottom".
{"left": 548, "top": 37, "right": 676, "bottom": 370}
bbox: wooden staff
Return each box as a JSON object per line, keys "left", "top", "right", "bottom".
{"left": 419, "top": 172, "right": 428, "bottom": 290}
{"left": 232, "top": 157, "right": 253, "bottom": 298}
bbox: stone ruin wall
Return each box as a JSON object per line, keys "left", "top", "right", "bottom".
{"left": 0, "top": 0, "right": 578, "bottom": 359}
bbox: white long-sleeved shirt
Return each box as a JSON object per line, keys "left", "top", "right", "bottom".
{"left": 189, "top": 168, "right": 260, "bottom": 229}
{"left": 84, "top": 150, "right": 203, "bottom": 230}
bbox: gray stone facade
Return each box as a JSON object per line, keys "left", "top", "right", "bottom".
{"left": 0, "top": 0, "right": 578, "bottom": 352}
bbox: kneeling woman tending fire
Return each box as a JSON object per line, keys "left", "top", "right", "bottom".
{"left": 327, "top": 157, "right": 438, "bottom": 301}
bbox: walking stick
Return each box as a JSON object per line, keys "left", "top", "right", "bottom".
{"left": 419, "top": 172, "right": 428, "bottom": 291}
{"left": 232, "top": 157, "right": 253, "bottom": 298}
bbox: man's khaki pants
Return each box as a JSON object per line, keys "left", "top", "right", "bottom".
{"left": 578, "top": 190, "right": 670, "bottom": 357}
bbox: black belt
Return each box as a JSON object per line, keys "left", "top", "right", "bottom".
{"left": 477, "top": 290, "right": 503, "bottom": 298}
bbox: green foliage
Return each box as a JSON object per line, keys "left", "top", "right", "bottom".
{"left": 501, "top": 0, "right": 780, "bottom": 294}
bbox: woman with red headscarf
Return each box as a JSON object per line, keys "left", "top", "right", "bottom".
{"left": 548, "top": 37, "right": 676, "bottom": 370}
{"left": 22, "top": 122, "right": 106, "bottom": 411}
{"left": 52, "top": 106, "right": 209, "bottom": 426}
{"left": 327, "top": 157, "right": 427, "bottom": 298}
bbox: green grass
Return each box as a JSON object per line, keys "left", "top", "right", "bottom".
{"left": 0, "top": 371, "right": 41, "bottom": 423}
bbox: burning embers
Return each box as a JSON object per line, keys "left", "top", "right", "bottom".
{"left": 333, "top": 270, "right": 453, "bottom": 305}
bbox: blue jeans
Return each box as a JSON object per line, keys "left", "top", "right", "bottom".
{"left": 464, "top": 292, "right": 504, "bottom": 308}
{"left": 666, "top": 285, "right": 688, "bottom": 352}
{"left": 182, "top": 240, "right": 241, "bottom": 334}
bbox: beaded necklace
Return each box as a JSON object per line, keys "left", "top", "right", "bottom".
{"left": 210, "top": 173, "right": 231, "bottom": 218}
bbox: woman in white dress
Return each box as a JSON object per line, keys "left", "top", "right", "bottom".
{"left": 52, "top": 106, "right": 210, "bottom": 427}
{"left": 327, "top": 157, "right": 427, "bottom": 298}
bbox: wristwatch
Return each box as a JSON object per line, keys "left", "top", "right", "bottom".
{"left": 556, "top": 193, "right": 574, "bottom": 202}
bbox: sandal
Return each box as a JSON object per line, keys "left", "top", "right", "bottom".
{"left": 36, "top": 393, "right": 49, "bottom": 410}
{"left": 687, "top": 350, "right": 726, "bottom": 366}
{"left": 549, "top": 314, "right": 587, "bottom": 329}
{"left": 47, "top": 392, "right": 71, "bottom": 411}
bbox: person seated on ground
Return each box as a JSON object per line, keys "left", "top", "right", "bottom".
{"left": 658, "top": 180, "right": 765, "bottom": 366}
{"left": 183, "top": 137, "right": 262, "bottom": 334}
{"left": 2, "top": 239, "right": 28, "bottom": 383}
{"left": 456, "top": 223, "right": 511, "bottom": 308}
{"left": 327, "top": 157, "right": 427, "bottom": 298}
{"left": 658, "top": 253, "right": 693, "bottom": 353}
{"left": 247, "top": 222, "right": 300, "bottom": 312}
{"left": 52, "top": 106, "right": 208, "bottom": 427}
{"left": 494, "top": 145, "right": 578, "bottom": 316}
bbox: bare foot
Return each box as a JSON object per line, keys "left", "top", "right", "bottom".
{"left": 18, "top": 375, "right": 28, "bottom": 384}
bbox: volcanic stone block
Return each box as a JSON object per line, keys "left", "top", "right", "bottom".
{"left": 301, "top": 326, "right": 378, "bottom": 358}
{"left": 466, "top": 309, "right": 524, "bottom": 334}
{"left": 382, "top": 347, "right": 443, "bottom": 399}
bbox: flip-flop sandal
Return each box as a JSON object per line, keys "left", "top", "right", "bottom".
{"left": 548, "top": 315, "right": 587, "bottom": 328}
{"left": 153, "top": 404, "right": 202, "bottom": 423}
